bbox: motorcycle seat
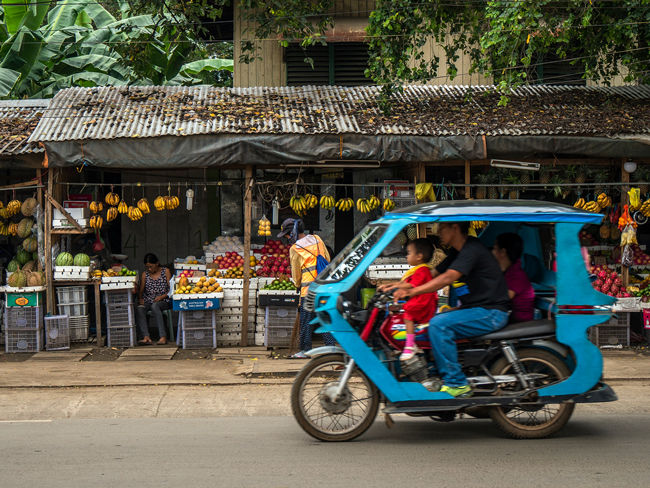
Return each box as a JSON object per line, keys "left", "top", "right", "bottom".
{"left": 475, "top": 319, "right": 555, "bottom": 340}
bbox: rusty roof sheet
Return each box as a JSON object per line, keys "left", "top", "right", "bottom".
{"left": 28, "top": 84, "right": 650, "bottom": 143}
{"left": 0, "top": 99, "right": 49, "bottom": 155}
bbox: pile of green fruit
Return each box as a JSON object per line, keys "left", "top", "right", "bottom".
{"left": 119, "top": 268, "right": 138, "bottom": 276}
{"left": 262, "top": 279, "right": 296, "bottom": 291}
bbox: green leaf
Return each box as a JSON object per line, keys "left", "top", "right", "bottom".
{"left": 180, "top": 58, "right": 234, "bottom": 75}
{"left": 2, "top": 0, "right": 50, "bottom": 34}
{"left": 0, "top": 66, "right": 21, "bottom": 96}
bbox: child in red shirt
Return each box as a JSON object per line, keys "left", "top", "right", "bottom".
{"left": 379, "top": 238, "right": 438, "bottom": 361}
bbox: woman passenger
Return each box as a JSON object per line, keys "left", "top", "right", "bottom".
{"left": 492, "top": 233, "right": 535, "bottom": 323}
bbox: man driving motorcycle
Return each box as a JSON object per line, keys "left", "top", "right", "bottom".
{"left": 394, "top": 222, "right": 510, "bottom": 397}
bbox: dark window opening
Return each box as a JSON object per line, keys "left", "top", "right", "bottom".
{"left": 286, "top": 42, "right": 371, "bottom": 86}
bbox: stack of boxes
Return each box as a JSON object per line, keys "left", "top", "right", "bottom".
{"left": 56, "top": 286, "right": 89, "bottom": 341}
{"left": 104, "top": 289, "right": 136, "bottom": 347}
{"left": 214, "top": 278, "right": 258, "bottom": 346}
{"left": 180, "top": 309, "right": 217, "bottom": 349}
{"left": 257, "top": 281, "right": 300, "bottom": 348}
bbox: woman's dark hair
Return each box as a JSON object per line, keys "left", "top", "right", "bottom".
{"left": 296, "top": 219, "right": 305, "bottom": 234}
{"left": 143, "top": 253, "right": 160, "bottom": 265}
{"left": 496, "top": 233, "right": 524, "bottom": 263}
{"left": 408, "top": 238, "right": 434, "bottom": 262}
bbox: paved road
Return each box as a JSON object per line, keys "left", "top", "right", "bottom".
{"left": 2, "top": 385, "right": 649, "bottom": 488}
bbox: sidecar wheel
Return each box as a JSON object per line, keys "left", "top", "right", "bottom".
{"left": 489, "top": 348, "right": 575, "bottom": 439}
{"left": 291, "top": 353, "right": 379, "bottom": 442}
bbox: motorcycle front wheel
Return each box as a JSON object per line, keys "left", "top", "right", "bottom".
{"left": 489, "top": 348, "right": 575, "bottom": 439}
{"left": 291, "top": 353, "right": 380, "bottom": 442}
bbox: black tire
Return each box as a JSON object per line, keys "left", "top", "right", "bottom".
{"left": 291, "top": 353, "right": 380, "bottom": 442}
{"left": 489, "top": 348, "right": 575, "bottom": 439}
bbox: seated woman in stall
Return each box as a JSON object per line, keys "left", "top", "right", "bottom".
{"left": 492, "top": 233, "right": 536, "bottom": 323}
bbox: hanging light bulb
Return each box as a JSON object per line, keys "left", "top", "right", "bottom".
{"left": 186, "top": 188, "right": 195, "bottom": 211}
{"left": 272, "top": 197, "right": 279, "bottom": 225}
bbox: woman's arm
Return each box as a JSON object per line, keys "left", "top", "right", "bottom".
{"left": 138, "top": 272, "right": 146, "bottom": 304}
{"left": 154, "top": 268, "right": 173, "bottom": 302}
{"left": 394, "top": 269, "right": 462, "bottom": 300}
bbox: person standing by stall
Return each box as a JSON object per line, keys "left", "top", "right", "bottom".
{"left": 136, "top": 253, "right": 172, "bottom": 345}
{"left": 278, "top": 218, "right": 334, "bottom": 359}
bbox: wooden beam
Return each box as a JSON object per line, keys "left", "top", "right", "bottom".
{"left": 415, "top": 163, "right": 427, "bottom": 238}
{"left": 45, "top": 170, "right": 54, "bottom": 315}
{"left": 36, "top": 169, "right": 43, "bottom": 273}
{"left": 44, "top": 191, "right": 83, "bottom": 232}
{"left": 241, "top": 166, "right": 253, "bottom": 347}
{"left": 0, "top": 179, "right": 40, "bottom": 191}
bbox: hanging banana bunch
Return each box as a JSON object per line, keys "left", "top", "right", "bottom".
{"left": 303, "top": 194, "right": 318, "bottom": 209}
{"left": 639, "top": 198, "right": 650, "bottom": 217}
{"left": 573, "top": 197, "right": 586, "bottom": 209}
{"left": 0, "top": 207, "right": 8, "bottom": 219}
{"left": 8, "top": 222, "right": 18, "bottom": 236}
{"left": 583, "top": 200, "right": 600, "bottom": 213}
{"left": 290, "top": 195, "right": 307, "bottom": 215}
{"left": 90, "top": 201, "right": 103, "bottom": 214}
{"left": 596, "top": 192, "right": 612, "bottom": 209}
{"left": 367, "top": 195, "right": 381, "bottom": 210}
{"left": 137, "top": 198, "right": 151, "bottom": 214}
{"left": 127, "top": 206, "right": 143, "bottom": 221}
{"left": 335, "top": 198, "right": 354, "bottom": 211}
{"left": 6, "top": 199, "right": 21, "bottom": 216}
{"left": 163, "top": 195, "right": 179, "bottom": 210}
{"left": 383, "top": 198, "right": 396, "bottom": 211}
{"left": 356, "top": 198, "right": 371, "bottom": 213}
{"left": 319, "top": 195, "right": 335, "bottom": 209}
{"left": 415, "top": 183, "right": 436, "bottom": 202}
{"left": 107, "top": 207, "right": 118, "bottom": 222}
{"left": 105, "top": 192, "right": 120, "bottom": 206}
{"left": 154, "top": 196, "right": 166, "bottom": 211}
{"left": 117, "top": 200, "right": 128, "bottom": 214}
{"left": 89, "top": 215, "right": 104, "bottom": 229}
{"left": 0, "top": 222, "right": 7, "bottom": 235}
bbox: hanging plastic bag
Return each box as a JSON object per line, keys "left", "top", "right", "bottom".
{"left": 622, "top": 244, "right": 634, "bottom": 267}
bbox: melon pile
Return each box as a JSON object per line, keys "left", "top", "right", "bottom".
{"left": 7, "top": 269, "right": 45, "bottom": 288}
{"left": 55, "top": 252, "right": 90, "bottom": 267}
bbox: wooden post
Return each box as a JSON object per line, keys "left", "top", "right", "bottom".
{"left": 416, "top": 162, "right": 427, "bottom": 238}
{"left": 37, "top": 169, "right": 43, "bottom": 273}
{"left": 45, "top": 168, "right": 54, "bottom": 315}
{"left": 241, "top": 166, "right": 253, "bottom": 347}
{"left": 621, "top": 160, "right": 631, "bottom": 287}
{"left": 464, "top": 160, "right": 471, "bottom": 199}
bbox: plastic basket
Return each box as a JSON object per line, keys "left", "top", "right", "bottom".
{"left": 180, "top": 310, "right": 215, "bottom": 330}
{"left": 105, "top": 303, "right": 135, "bottom": 328}
{"left": 5, "top": 327, "right": 42, "bottom": 353}
{"left": 44, "top": 315, "right": 70, "bottom": 351}
{"left": 589, "top": 314, "right": 630, "bottom": 346}
{"left": 56, "top": 286, "right": 88, "bottom": 305}
{"left": 182, "top": 327, "right": 217, "bottom": 349}
{"left": 265, "top": 306, "right": 298, "bottom": 328}
{"left": 4, "top": 306, "right": 42, "bottom": 329}
{"left": 107, "top": 326, "right": 135, "bottom": 348}
{"left": 69, "top": 315, "right": 89, "bottom": 342}
{"left": 57, "top": 302, "right": 88, "bottom": 318}
{"left": 104, "top": 289, "right": 134, "bottom": 305}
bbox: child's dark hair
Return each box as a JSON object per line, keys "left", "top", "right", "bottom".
{"left": 143, "top": 253, "right": 160, "bottom": 265}
{"left": 495, "top": 233, "right": 524, "bottom": 263}
{"left": 408, "top": 238, "right": 434, "bottom": 262}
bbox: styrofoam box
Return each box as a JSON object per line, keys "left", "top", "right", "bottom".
{"left": 52, "top": 219, "right": 89, "bottom": 228}
{"left": 102, "top": 276, "right": 138, "bottom": 283}
{"left": 53, "top": 207, "right": 90, "bottom": 221}
{"left": 100, "top": 283, "right": 136, "bottom": 291}
{"left": 214, "top": 323, "right": 256, "bottom": 333}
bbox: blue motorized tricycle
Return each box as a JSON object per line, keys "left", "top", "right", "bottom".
{"left": 291, "top": 200, "right": 617, "bottom": 441}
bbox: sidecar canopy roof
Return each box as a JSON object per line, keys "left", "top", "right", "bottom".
{"left": 380, "top": 200, "right": 603, "bottom": 224}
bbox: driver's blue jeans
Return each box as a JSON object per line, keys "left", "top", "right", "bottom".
{"left": 428, "top": 307, "right": 509, "bottom": 387}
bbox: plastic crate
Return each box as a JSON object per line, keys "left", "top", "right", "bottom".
{"left": 589, "top": 314, "right": 630, "bottom": 346}
{"left": 56, "top": 286, "right": 88, "bottom": 305}
{"left": 4, "top": 306, "right": 42, "bottom": 329}
{"left": 104, "top": 289, "right": 134, "bottom": 305}
{"left": 5, "top": 328, "right": 42, "bottom": 353}
{"left": 107, "top": 326, "right": 135, "bottom": 348}
{"left": 265, "top": 306, "right": 298, "bottom": 327}
{"left": 264, "top": 325, "right": 293, "bottom": 347}
{"left": 180, "top": 310, "right": 215, "bottom": 330}
{"left": 182, "top": 327, "right": 217, "bottom": 349}
{"left": 69, "top": 315, "right": 89, "bottom": 342}
{"left": 57, "top": 302, "right": 88, "bottom": 318}
{"left": 44, "top": 315, "right": 70, "bottom": 351}
{"left": 105, "top": 303, "right": 135, "bottom": 328}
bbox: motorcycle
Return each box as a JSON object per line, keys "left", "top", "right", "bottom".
{"left": 291, "top": 200, "right": 618, "bottom": 441}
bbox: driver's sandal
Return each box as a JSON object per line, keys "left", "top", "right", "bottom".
{"left": 399, "top": 345, "right": 422, "bottom": 362}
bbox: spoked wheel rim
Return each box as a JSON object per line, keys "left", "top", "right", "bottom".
{"left": 292, "top": 354, "right": 379, "bottom": 441}
{"left": 489, "top": 349, "right": 575, "bottom": 438}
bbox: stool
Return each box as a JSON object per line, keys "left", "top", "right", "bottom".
{"left": 145, "top": 308, "right": 175, "bottom": 343}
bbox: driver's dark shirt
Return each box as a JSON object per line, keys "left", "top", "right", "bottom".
{"left": 436, "top": 237, "right": 510, "bottom": 312}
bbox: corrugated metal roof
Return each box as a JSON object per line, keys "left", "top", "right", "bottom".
{"left": 28, "top": 84, "right": 650, "bottom": 143}
{"left": 0, "top": 99, "right": 49, "bottom": 155}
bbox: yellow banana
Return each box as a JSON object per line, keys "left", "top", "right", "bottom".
{"left": 137, "top": 198, "right": 150, "bottom": 214}
{"left": 117, "top": 200, "right": 128, "bottom": 214}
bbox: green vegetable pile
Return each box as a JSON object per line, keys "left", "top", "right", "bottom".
{"left": 262, "top": 279, "right": 296, "bottom": 291}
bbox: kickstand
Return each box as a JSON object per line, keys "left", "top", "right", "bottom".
{"left": 384, "top": 413, "right": 395, "bottom": 429}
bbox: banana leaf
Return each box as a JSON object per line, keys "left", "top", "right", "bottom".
{"left": 2, "top": 0, "right": 50, "bottom": 34}
{"left": 0, "top": 66, "right": 20, "bottom": 96}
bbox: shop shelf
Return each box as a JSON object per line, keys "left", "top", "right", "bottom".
{"left": 5, "top": 327, "right": 42, "bottom": 353}
{"left": 180, "top": 310, "right": 215, "bottom": 330}
{"left": 56, "top": 286, "right": 88, "bottom": 305}
{"left": 107, "top": 326, "right": 135, "bottom": 348}
{"left": 44, "top": 315, "right": 70, "bottom": 351}
{"left": 69, "top": 315, "right": 89, "bottom": 342}
{"left": 57, "top": 302, "right": 89, "bottom": 318}
{"left": 4, "top": 306, "right": 42, "bottom": 329}
{"left": 104, "top": 289, "right": 134, "bottom": 305}
{"left": 182, "top": 327, "right": 217, "bottom": 349}
{"left": 105, "top": 303, "right": 135, "bottom": 328}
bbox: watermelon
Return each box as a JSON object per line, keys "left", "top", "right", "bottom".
{"left": 7, "top": 270, "right": 26, "bottom": 288}
{"left": 16, "top": 248, "right": 31, "bottom": 265}
{"left": 73, "top": 253, "right": 90, "bottom": 266}
{"left": 22, "top": 237, "right": 37, "bottom": 253}
{"left": 55, "top": 252, "right": 74, "bottom": 266}
{"left": 7, "top": 259, "right": 19, "bottom": 272}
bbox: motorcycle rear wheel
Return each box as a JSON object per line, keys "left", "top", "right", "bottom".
{"left": 291, "top": 353, "right": 379, "bottom": 442}
{"left": 489, "top": 348, "right": 575, "bottom": 439}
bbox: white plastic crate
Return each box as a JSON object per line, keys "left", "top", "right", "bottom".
{"left": 57, "top": 302, "right": 88, "bottom": 317}
{"left": 214, "top": 323, "right": 256, "bottom": 334}
{"left": 54, "top": 266, "right": 92, "bottom": 281}
{"left": 56, "top": 286, "right": 88, "bottom": 305}
{"left": 104, "top": 289, "right": 134, "bottom": 304}
{"left": 180, "top": 310, "right": 216, "bottom": 330}
{"left": 45, "top": 315, "right": 70, "bottom": 351}
{"left": 182, "top": 327, "right": 217, "bottom": 349}
{"left": 264, "top": 306, "right": 298, "bottom": 347}
{"left": 215, "top": 331, "right": 256, "bottom": 347}
{"left": 69, "top": 315, "right": 89, "bottom": 342}
{"left": 107, "top": 326, "right": 135, "bottom": 348}
{"left": 5, "top": 327, "right": 42, "bottom": 353}
{"left": 4, "top": 306, "right": 42, "bottom": 329}
{"left": 105, "top": 303, "right": 135, "bottom": 328}
{"left": 589, "top": 314, "right": 630, "bottom": 346}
